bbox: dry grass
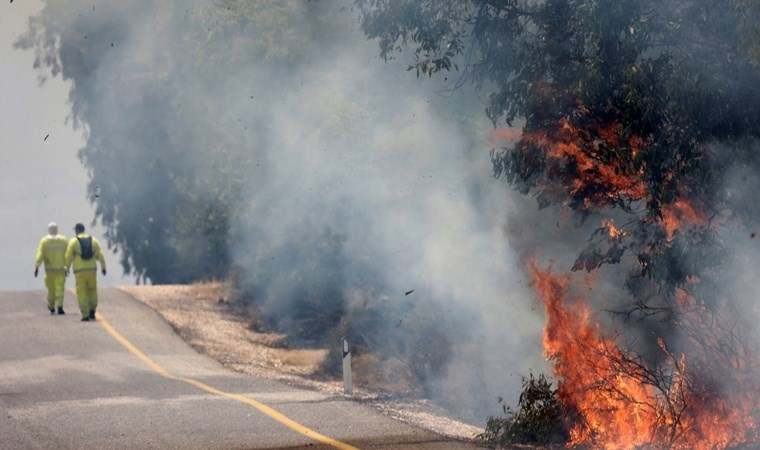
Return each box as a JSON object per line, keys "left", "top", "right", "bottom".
{"left": 118, "top": 282, "right": 328, "bottom": 380}
{"left": 117, "top": 282, "right": 485, "bottom": 441}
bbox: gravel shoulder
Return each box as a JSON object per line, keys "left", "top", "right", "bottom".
{"left": 117, "top": 283, "right": 484, "bottom": 444}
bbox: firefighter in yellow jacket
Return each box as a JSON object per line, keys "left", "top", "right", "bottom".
{"left": 35, "top": 222, "right": 68, "bottom": 315}
{"left": 65, "top": 223, "right": 106, "bottom": 321}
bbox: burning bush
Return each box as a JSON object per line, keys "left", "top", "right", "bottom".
{"left": 530, "top": 263, "right": 760, "bottom": 449}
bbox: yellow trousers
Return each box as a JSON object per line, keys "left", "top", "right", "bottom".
{"left": 74, "top": 270, "right": 98, "bottom": 318}
{"left": 44, "top": 271, "right": 66, "bottom": 309}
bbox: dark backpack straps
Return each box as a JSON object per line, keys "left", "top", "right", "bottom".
{"left": 76, "top": 236, "right": 94, "bottom": 260}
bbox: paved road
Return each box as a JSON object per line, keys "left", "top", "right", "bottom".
{"left": 0, "top": 288, "right": 483, "bottom": 449}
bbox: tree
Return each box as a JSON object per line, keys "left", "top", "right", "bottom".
{"left": 358, "top": 0, "right": 760, "bottom": 223}
{"left": 16, "top": 0, "right": 324, "bottom": 283}
{"left": 357, "top": 0, "right": 760, "bottom": 446}
{"left": 357, "top": 0, "right": 760, "bottom": 326}
{"left": 17, "top": 1, "right": 468, "bottom": 396}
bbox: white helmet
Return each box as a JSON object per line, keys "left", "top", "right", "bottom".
{"left": 48, "top": 222, "right": 58, "bottom": 235}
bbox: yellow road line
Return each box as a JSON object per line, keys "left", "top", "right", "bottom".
{"left": 96, "top": 311, "right": 359, "bottom": 450}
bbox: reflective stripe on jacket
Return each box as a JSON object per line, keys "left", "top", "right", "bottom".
{"left": 65, "top": 233, "right": 106, "bottom": 274}
{"left": 35, "top": 235, "right": 69, "bottom": 272}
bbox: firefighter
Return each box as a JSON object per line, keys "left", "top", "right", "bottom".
{"left": 34, "top": 222, "right": 68, "bottom": 315}
{"left": 65, "top": 223, "right": 107, "bottom": 321}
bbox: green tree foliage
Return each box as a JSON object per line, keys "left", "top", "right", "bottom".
{"left": 16, "top": 0, "right": 324, "bottom": 283}
{"left": 479, "top": 373, "right": 568, "bottom": 446}
{"left": 356, "top": 0, "right": 760, "bottom": 324}
{"left": 357, "top": 0, "right": 760, "bottom": 277}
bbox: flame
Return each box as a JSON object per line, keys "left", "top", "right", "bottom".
{"left": 660, "top": 200, "right": 708, "bottom": 238}
{"left": 531, "top": 263, "right": 659, "bottom": 448}
{"left": 601, "top": 219, "right": 628, "bottom": 239}
{"left": 530, "top": 262, "right": 760, "bottom": 449}
{"left": 520, "top": 119, "right": 712, "bottom": 238}
{"left": 523, "top": 119, "right": 646, "bottom": 209}
{"left": 490, "top": 127, "right": 522, "bottom": 145}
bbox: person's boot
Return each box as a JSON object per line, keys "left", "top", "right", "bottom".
{"left": 88, "top": 310, "right": 96, "bottom": 321}
{"left": 81, "top": 317, "right": 90, "bottom": 322}
{"left": 57, "top": 307, "right": 65, "bottom": 315}
{"left": 48, "top": 306, "right": 55, "bottom": 315}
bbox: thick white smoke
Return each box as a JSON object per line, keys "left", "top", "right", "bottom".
{"left": 230, "top": 20, "right": 548, "bottom": 418}
{"left": 17, "top": 0, "right": 551, "bottom": 421}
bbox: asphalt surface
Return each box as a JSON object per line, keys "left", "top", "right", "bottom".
{"left": 0, "top": 288, "right": 485, "bottom": 449}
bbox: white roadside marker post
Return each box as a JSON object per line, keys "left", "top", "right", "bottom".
{"left": 342, "top": 337, "right": 352, "bottom": 396}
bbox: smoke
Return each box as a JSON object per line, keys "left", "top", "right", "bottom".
{"left": 703, "top": 139, "right": 760, "bottom": 347}
{"left": 225, "top": 5, "right": 549, "bottom": 419}
{"left": 16, "top": 0, "right": 551, "bottom": 422}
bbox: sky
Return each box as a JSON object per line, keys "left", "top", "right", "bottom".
{"left": 0, "top": 0, "right": 134, "bottom": 290}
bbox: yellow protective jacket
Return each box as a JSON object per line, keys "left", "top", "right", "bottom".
{"left": 35, "top": 235, "right": 69, "bottom": 272}
{"left": 65, "top": 233, "right": 106, "bottom": 274}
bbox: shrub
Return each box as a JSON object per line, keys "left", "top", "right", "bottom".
{"left": 479, "top": 373, "right": 568, "bottom": 447}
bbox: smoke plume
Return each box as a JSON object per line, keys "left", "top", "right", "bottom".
{"left": 17, "top": 0, "right": 549, "bottom": 421}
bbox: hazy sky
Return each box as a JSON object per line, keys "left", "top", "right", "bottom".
{"left": 1, "top": 1, "right": 133, "bottom": 290}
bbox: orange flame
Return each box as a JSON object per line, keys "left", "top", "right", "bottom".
{"left": 490, "top": 127, "right": 522, "bottom": 145}
{"left": 523, "top": 119, "right": 647, "bottom": 209}
{"left": 660, "top": 200, "right": 709, "bottom": 238}
{"left": 521, "top": 120, "right": 714, "bottom": 237}
{"left": 530, "top": 262, "right": 760, "bottom": 449}
{"left": 601, "top": 219, "right": 628, "bottom": 239}
{"left": 531, "top": 263, "right": 659, "bottom": 448}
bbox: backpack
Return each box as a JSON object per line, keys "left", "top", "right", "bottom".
{"left": 77, "top": 236, "right": 94, "bottom": 260}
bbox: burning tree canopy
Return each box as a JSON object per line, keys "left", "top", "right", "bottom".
{"left": 359, "top": 0, "right": 760, "bottom": 238}
{"left": 359, "top": 0, "right": 760, "bottom": 447}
